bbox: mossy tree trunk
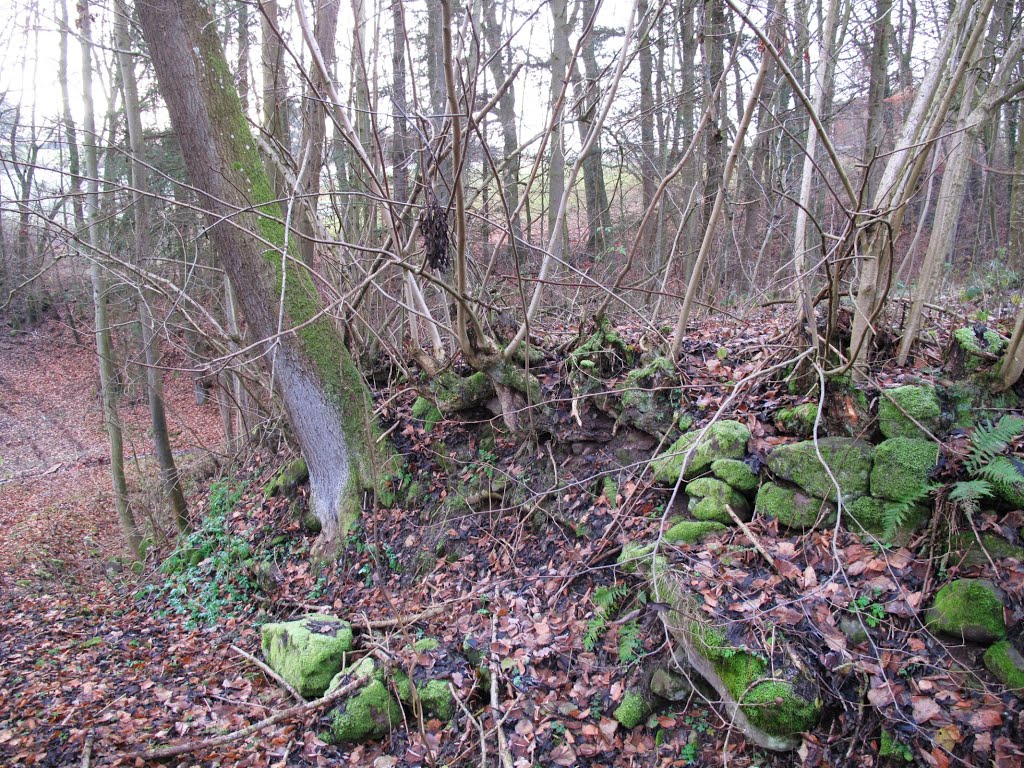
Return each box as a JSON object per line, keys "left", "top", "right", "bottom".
{"left": 136, "top": 0, "right": 381, "bottom": 549}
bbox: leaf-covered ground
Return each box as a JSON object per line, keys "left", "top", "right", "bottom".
{"left": 1, "top": 312, "right": 1023, "bottom": 767}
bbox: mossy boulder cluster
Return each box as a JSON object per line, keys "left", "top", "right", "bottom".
{"left": 923, "top": 578, "right": 1023, "bottom": 689}
{"left": 755, "top": 385, "right": 945, "bottom": 542}
{"left": 260, "top": 616, "right": 462, "bottom": 744}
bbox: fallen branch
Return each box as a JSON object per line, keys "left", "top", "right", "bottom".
{"left": 230, "top": 644, "right": 303, "bottom": 703}
{"left": 725, "top": 505, "right": 777, "bottom": 572}
{"left": 130, "top": 668, "right": 370, "bottom": 761}
{"left": 490, "top": 590, "right": 514, "bottom": 768}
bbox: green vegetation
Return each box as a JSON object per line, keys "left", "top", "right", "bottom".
{"left": 323, "top": 657, "right": 402, "bottom": 743}
{"left": 766, "top": 437, "right": 873, "bottom": 502}
{"left": 877, "top": 385, "right": 942, "bottom": 440}
{"left": 613, "top": 691, "right": 652, "bottom": 728}
{"left": 260, "top": 614, "right": 354, "bottom": 698}
{"left": 926, "top": 579, "right": 1006, "bottom": 643}
{"left": 664, "top": 520, "right": 728, "bottom": 545}
{"left": 652, "top": 421, "right": 750, "bottom": 484}
{"left": 983, "top": 640, "right": 1024, "bottom": 689}
{"left": 710, "top": 458, "right": 759, "bottom": 491}
{"left": 754, "top": 482, "right": 836, "bottom": 530}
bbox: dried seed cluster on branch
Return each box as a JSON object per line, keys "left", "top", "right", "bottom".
{"left": 419, "top": 201, "right": 452, "bottom": 273}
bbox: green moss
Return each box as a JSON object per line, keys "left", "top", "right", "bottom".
{"left": 652, "top": 421, "right": 750, "bottom": 484}
{"left": 869, "top": 437, "right": 938, "bottom": 503}
{"left": 983, "top": 640, "right": 1024, "bottom": 690}
{"left": 953, "top": 327, "right": 1007, "bottom": 370}
{"left": 434, "top": 371, "right": 495, "bottom": 414}
{"left": 616, "top": 542, "right": 665, "bottom": 574}
{"left": 878, "top": 385, "right": 942, "bottom": 439}
{"left": 710, "top": 458, "right": 759, "bottom": 492}
{"left": 411, "top": 396, "right": 442, "bottom": 432}
{"left": 618, "top": 356, "right": 682, "bottom": 437}
{"left": 394, "top": 671, "right": 455, "bottom": 720}
{"left": 776, "top": 403, "right": 819, "bottom": 438}
{"left": 613, "top": 691, "right": 652, "bottom": 728}
{"left": 739, "top": 680, "right": 820, "bottom": 736}
{"left": 324, "top": 658, "right": 402, "bottom": 743}
{"left": 846, "top": 497, "right": 927, "bottom": 544}
{"left": 686, "top": 477, "right": 750, "bottom": 523}
{"left": 948, "top": 531, "right": 1024, "bottom": 566}
{"left": 755, "top": 482, "right": 836, "bottom": 530}
{"left": 413, "top": 637, "right": 439, "bottom": 652}
{"left": 926, "top": 579, "right": 1006, "bottom": 643}
{"left": 766, "top": 437, "right": 873, "bottom": 502}
{"left": 879, "top": 730, "right": 914, "bottom": 762}
{"left": 264, "top": 457, "right": 309, "bottom": 498}
{"left": 260, "top": 614, "right": 354, "bottom": 698}
{"left": 665, "top": 520, "right": 728, "bottom": 544}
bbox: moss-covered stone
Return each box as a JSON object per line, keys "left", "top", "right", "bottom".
{"left": 987, "top": 455, "right": 1024, "bottom": 508}
{"left": 878, "top": 385, "right": 942, "bottom": 440}
{"left": 983, "top": 640, "right": 1024, "bottom": 690}
{"left": 686, "top": 477, "right": 751, "bottom": 523}
{"left": 413, "top": 637, "right": 439, "bottom": 652}
{"left": 711, "top": 458, "right": 759, "bottom": 492}
{"left": 616, "top": 542, "right": 665, "bottom": 575}
{"left": 952, "top": 327, "right": 1007, "bottom": 373}
{"left": 652, "top": 421, "right": 750, "bottom": 484}
{"left": 766, "top": 437, "right": 873, "bottom": 502}
{"left": 433, "top": 371, "right": 495, "bottom": 414}
{"left": 879, "top": 730, "right": 914, "bottom": 762}
{"left": 394, "top": 672, "right": 455, "bottom": 720}
{"left": 260, "top": 614, "right": 354, "bottom": 698}
{"left": 617, "top": 355, "right": 684, "bottom": 437}
{"left": 776, "top": 403, "right": 819, "bottom": 439}
{"left": 665, "top": 520, "right": 729, "bottom": 544}
{"left": 926, "top": 579, "right": 1006, "bottom": 643}
{"left": 411, "top": 396, "right": 442, "bottom": 431}
{"left": 948, "top": 531, "right": 1024, "bottom": 566}
{"left": 613, "top": 690, "right": 653, "bottom": 728}
{"left": 846, "top": 497, "right": 927, "bottom": 544}
{"left": 264, "top": 457, "right": 309, "bottom": 498}
{"left": 323, "top": 657, "right": 402, "bottom": 743}
{"left": 869, "top": 437, "right": 938, "bottom": 503}
{"left": 755, "top": 482, "right": 836, "bottom": 530}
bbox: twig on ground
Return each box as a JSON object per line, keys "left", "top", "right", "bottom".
{"left": 725, "top": 504, "right": 777, "bottom": 571}
{"left": 80, "top": 731, "right": 94, "bottom": 768}
{"left": 490, "top": 589, "right": 514, "bottom": 768}
{"left": 129, "top": 668, "right": 371, "bottom": 761}
{"left": 230, "top": 644, "right": 303, "bottom": 703}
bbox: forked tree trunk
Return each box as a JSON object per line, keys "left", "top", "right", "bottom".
{"left": 136, "top": 0, "right": 382, "bottom": 550}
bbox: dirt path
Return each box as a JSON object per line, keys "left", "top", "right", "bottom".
{"left": 0, "top": 323, "right": 223, "bottom": 585}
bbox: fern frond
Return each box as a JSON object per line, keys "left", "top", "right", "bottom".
{"left": 948, "top": 479, "right": 994, "bottom": 502}
{"left": 593, "top": 584, "right": 628, "bottom": 609}
{"left": 976, "top": 456, "right": 1024, "bottom": 488}
{"left": 617, "top": 620, "right": 643, "bottom": 663}
{"left": 966, "top": 416, "right": 1024, "bottom": 476}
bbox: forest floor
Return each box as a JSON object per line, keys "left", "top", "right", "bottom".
{"left": 1, "top": 314, "right": 1023, "bottom": 768}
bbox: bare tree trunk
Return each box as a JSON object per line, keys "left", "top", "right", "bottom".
{"left": 574, "top": 0, "right": 612, "bottom": 254}
{"left": 260, "top": 0, "right": 291, "bottom": 204}
{"left": 81, "top": 0, "right": 142, "bottom": 559}
{"left": 114, "top": 0, "right": 189, "bottom": 532}
{"left": 636, "top": 0, "right": 657, "bottom": 256}
{"left": 548, "top": 0, "right": 571, "bottom": 264}
{"left": 862, "top": 0, "right": 891, "bottom": 202}
{"left": 136, "top": 0, "right": 382, "bottom": 550}
{"left": 390, "top": 0, "right": 410, "bottom": 225}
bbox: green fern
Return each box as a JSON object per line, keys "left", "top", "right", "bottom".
{"left": 617, "top": 620, "right": 643, "bottom": 663}
{"left": 882, "top": 483, "right": 938, "bottom": 540}
{"left": 584, "top": 584, "right": 630, "bottom": 653}
{"left": 965, "top": 415, "right": 1024, "bottom": 476}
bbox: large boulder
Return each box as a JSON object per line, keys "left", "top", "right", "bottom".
{"left": 878, "top": 385, "right": 942, "bottom": 440}
{"left": 686, "top": 477, "right": 751, "bottom": 524}
{"left": 925, "top": 579, "right": 1006, "bottom": 643}
{"left": 322, "top": 657, "right": 403, "bottom": 743}
{"left": 755, "top": 482, "right": 836, "bottom": 530}
{"left": 652, "top": 421, "right": 750, "bottom": 484}
{"left": 869, "top": 437, "right": 938, "bottom": 503}
{"left": 260, "top": 614, "right": 354, "bottom": 698}
{"left": 766, "top": 437, "right": 873, "bottom": 502}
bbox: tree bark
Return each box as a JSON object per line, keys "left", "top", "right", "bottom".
{"left": 136, "top": 0, "right": 382, "bottom": 549}
{"left": 81, "top": 0, "right": 142, "bottom": 559}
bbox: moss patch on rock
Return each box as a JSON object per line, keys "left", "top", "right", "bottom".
{"left": 394, "top": 672, "right": 455, "bottom": 720}
{"left": 618, "top": 355, "right": 684, "bottom": 437}
{"left": 411, "top": 396, "right": 443, "bottom": 431}
{"left": 686, "top": 477, "right": 751, "bottom": 523}
{"left": 776, "top": 403, "right": 819, "bottom": 438}
{"left": 260, "top": 614, "right": 354, "bottom": 698}
{"left": 264, "top": 457, "right": 309, "bottom": 498}
{"left": 755, "top": 482, "right": 836, "bottom": 530}
{"left": 952, "top": 326, "right": 1007, "bottom": 372}
{"left": 846, "top": 496, "right": 927, "bottom": 544}
{"left": 766, "top": 437, "right": 873, "bottom": 502}
{"left": 983, "top": 640, "right": 1024, "bottom": 690}
{"left": 878, "top": 385, "right": 942, "bottom": 439}
{"left": 613, "top": 690, "right": 653, "bottom": 728}
{"left": 711, "top": 458, "right": 759, "bottom": 492}
{"left": 323, "top": 657, "right": 402, "bottom": 743}
{"left": 926, "top": 579, "right": 1006, "bottom": 643}
{"left": 665, "top": 520, "right": 729, "bottom": 544}
{"left": 948, "top": 531, "right": 1024, "bottom": 567}
{"left": 869, "top": 437, "right": 938, "bottom": 503}
{"left": 652, "top": 421, "right": 750, "bottom": 484}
